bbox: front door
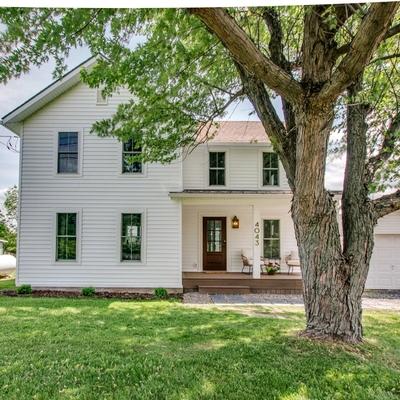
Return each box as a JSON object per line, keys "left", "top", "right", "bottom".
{"left": 203, "top": 217, "right": 227, "bottom": 271}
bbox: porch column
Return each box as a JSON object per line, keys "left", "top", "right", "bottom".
{"left": 252, "top": 205, "right": 261, "bottom": 279}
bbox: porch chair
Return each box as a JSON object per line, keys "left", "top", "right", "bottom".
{"left": 285, "top": 251, "right": 301, "bottom": 275}
{"left": 241, "top": 249, "right": 253, "bottom": 275}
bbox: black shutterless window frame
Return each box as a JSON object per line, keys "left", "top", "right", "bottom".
{"left": 57, "top": 132, "right": 79, "bottom": 174}
{"left": 209, "top": 152, "right": 225, "bottom": 186}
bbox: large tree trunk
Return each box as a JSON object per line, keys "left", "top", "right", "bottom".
{"left": 291, "top": 102, "right": 367, "bottom": 342}
{"left": 191, "top": 4, "right": 400, "bottom": 343}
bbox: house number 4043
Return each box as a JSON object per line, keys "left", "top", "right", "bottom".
{"left": 254, "top": 222, "right": 260, "bottom": 246}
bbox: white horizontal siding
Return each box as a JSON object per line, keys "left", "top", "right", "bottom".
{"left": 367, "top": 234, "right": 400, "bottom": 289}
{"left": 374, "top": 210, "right": 400, "bottom": 234}
{"left": 183, "top": 144, "right": 290, "bottom": 190}
{"left": 18, "top": 82, "right": 183, "bottom": 288}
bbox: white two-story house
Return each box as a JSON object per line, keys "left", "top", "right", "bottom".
{"left": 2, "top": 58, "right": 400, "bottom": 293}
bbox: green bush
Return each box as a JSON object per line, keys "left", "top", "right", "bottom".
{"left": 81, "top": 287, "right": 96, "bottom": 297}
{"left": 16, "top": 284, "right": 32, "bottom": 295}
{"left": 154, "top": 287, "right": 168, "bottom": 299}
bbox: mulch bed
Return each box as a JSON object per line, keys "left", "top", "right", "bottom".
{"left": 0, "top": 289, "right": 183, "bottom": 301}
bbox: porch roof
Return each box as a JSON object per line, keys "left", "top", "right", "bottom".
{"left": 169, "top": 189, "right": 293, "bottom": 198}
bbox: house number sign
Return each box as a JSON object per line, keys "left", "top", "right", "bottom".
{"left": 254, "top": 222, "right": 260, "bottom": 246}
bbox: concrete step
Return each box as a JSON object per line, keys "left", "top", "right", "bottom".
{"left": 198, "top": 285, "right": 251, "bottom": 294}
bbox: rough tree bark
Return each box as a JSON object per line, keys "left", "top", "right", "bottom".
{"left": 190, "top": 4, "right": 400, "bottom": 342}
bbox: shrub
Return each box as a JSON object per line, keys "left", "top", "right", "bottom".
{"left": 154, "top": 287, "right": 168, "bottom": 299}
{"left": 81, "top": 287, "right": 96, "bottom": 297}
{"left": 16, "top": 284, "right": 32, "bottom": 295}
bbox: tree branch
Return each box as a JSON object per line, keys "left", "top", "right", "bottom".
{"left": 373, "top": 189, "right": 400, "bottom": 218}
{"left": 235, "top": 62, "right": 296, "bottom": 189}
{"left": 334, "top": 4, "right": 364, "bottom": 26}
{"left": 188, "top": 8, "right": 303, "bottom": 106}
{"left": 369, "top": 53, "right": 400, "bottom": 65}
{"left": 319, "top": 2, "right": 399, "bottom": 103}
{"left": 262, "top": 7, "right": 297, "bottom": 134}
{"left": 366, "top": 111, "right": 400, "bottom": 180}
{"left": 335, "top": 20, "right": 400, "bottom": 58}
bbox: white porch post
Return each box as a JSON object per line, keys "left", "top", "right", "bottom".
{"left": 252, "top": 205, "right": 261, "bottom": 279}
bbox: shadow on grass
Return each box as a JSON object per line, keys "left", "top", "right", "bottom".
{"left": 0, "top": 297, "right": 399, "bottom": 400}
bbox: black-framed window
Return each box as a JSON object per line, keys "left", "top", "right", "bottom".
{"left": 263, "top": 220, "right": 280, "bottom": 259}
{"left": 121, "top": 213, "right": 142, "bottom": 261}
{"left": 56, "top": 213, "right": 77, "bottom": 261}
{"left": 209, "top": 152, "right": 225, "bottom": 186}
{"left": 58, "top": 132, "right": 78, "bottom": 174}
{"left": 122, "top": 139, "right": 142, "bottom": 173}
{"left": 263, "top": 152, "right": 279, "bottom": 186}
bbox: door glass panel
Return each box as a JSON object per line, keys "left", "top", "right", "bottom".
{"left": 207, "top": 219, "right": 222, "bottom": 252}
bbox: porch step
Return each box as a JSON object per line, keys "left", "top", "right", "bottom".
{"left": 198, "top": 285, "right": 251, "bottom": 294}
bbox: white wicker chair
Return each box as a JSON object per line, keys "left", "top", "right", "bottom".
{"left": 241, "top": 249, "right": 253, "bottom": 274}
{"left": 285, "top": 251, "right": 301, "bottom": 274}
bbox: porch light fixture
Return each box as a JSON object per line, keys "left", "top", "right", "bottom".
{"left": 232, "top": 216, "right": 240, "bottom": 229}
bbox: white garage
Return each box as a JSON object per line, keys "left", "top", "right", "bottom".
{"left": 366, "top": 210, "right": 400, "bottom": 290}
{"left": 367, "top": 234, "right": 400, "bottom": 289}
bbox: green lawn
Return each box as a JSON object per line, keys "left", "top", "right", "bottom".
{"left": 0, "top": 298, "right": 399, "bottom": 400}
{"left": 0, "top": 278, "right": 15, "bottom": 289}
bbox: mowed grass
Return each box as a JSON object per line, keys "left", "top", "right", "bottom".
{"left": 0, "top": 298, "right": 399, "bottom": 400}
{"left": 0, "top": 278, "right": 15, "bottom": 289}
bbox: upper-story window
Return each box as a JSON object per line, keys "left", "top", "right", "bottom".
{"left": 58, "top": 132, "right": 78, "bottom": 174}
{"left": 209, "top": 152, "right": 225, "bottom": 186}
{"left": 263, "top": 152, "right": 279, "bottom": 186}
{"left": 96, "top": 88, "right": 108, "bottom": 105}
{"left": 122, "top": 139, "right": 142, "bottom": 174}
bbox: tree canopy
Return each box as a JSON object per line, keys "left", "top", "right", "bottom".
{"left": 0, "top": 185, "right": 18, "bottom": 254}
{"left": 1, "top": 6, "right": 397, "bottom": 190}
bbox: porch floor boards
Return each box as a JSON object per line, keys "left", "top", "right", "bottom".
{"left": 183, "top": 272, "right": 303, "bottom": 294}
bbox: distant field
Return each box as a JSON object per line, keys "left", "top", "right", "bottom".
{"left": 0, "top": 278, "right": 15, "bottom": 289}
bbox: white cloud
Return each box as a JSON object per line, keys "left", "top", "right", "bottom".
{"left": 325, "top": 154, "right": 346, "bottom": 191}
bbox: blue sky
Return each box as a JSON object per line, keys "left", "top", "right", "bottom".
{"left": 0, "top": 47, "right": 345, "bottom": 203}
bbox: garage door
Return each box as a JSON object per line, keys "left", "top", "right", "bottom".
{"left": 366, "top": 234, "right": 400, "bottom": 289}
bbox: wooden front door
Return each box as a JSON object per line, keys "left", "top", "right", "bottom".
{"left": 203, "top": 217, "right": 227, "bottom": 271}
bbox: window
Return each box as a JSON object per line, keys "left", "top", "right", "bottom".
{"left": 206, "top": 219, "right": 222, "bottom": 252}
{"left": 209, "top": 152, "right": 225, "bottom": 186}
{"left": 96, "top": 88, "right": 108, "bottom": 105}
{"left": 58, "top": 132, "right": 78, "bottom": 174}
{"left": 263, "top": 152, "right": 279, "bottom": 186}
{"left": 56, "top": 213, "right": 77, "bottom": 261}
{"left": 122, "top": 139, "right": 142, "bottom": 173}
{"left": 263, "top": 220, "right": 280, "bottom": 259}
{"left": 121, "top": 213, "right": 142, "bottom": 261}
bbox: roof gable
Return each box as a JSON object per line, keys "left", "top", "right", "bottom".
{"left": 1, "top": 57, "right": 96, "bottom": 130}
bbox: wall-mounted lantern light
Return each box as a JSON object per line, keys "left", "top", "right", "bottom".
{"left": 232, "top": 216, "right": 240, "bottom": 229}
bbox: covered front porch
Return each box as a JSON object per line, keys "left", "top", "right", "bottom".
{"left": 170, "top": 191, "right": 303, "bottom": 293}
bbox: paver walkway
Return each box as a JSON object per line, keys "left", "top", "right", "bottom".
{"left": 183, "top": 292, "right": 400, "bottom": 310}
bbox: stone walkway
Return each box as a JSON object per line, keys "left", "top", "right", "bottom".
{"left": 183, "top": 292, "right": 400, "bottom": 311}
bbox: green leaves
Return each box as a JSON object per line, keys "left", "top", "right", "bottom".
{"left": 0, "top": 7, "right": 399, "bottom": 189}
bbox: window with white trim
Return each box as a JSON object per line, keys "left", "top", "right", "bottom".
{"left": 209, "top": 152, "right": 225, "bottom": 186}
{"left": 263, "top": 152, "right": 279, "bottom": 186}
{"left": 122, "top": 140, "right": 142, "bottom": 173}
{"left": 263, "top": 220, "right": 280, "bottom": 259}
{"left": 56, "top": 213, "right": 77, "bottom": 261}
{"left": 121, "top": 213, "right": 142, "bottom": 261}
{"left": 96, "top": 88, "right": 108, "bottom": 105}
{"left": 57, "top": 132, "right": 78, "bottom": 174}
